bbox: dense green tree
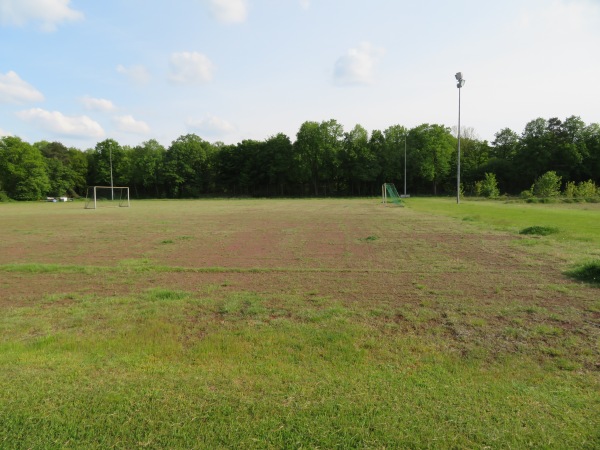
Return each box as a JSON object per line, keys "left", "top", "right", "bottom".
{"left": 129, "top": 139, "right": 166, "bottom": 197}
{"left": 294, "top": 119, "right": 343, "bottom": 195}
{"left": 87, "top": 139, "right": 129, "bottom": 189}
{"left": 164, "top": 134, "right": 214, "bottom": 197}
{"left": 35, "top": 141, "right": 88, "bottom": 197}
{"left": 263, "top": 133, "right": 295, "bottom": 196}
{"left": 491, "top": 128, "right": 519, "bottom": 160}
{"left": 456, "top": 130, "right": 491, "bottom": 192}
{"left": 581, "top": 123, "right": 600, "bottom": 184}
{"left": 549, "top": 116, "right": 587, "bottom": 182}
{"left": 340, "top": 124, "right": 379, "bottom": 195}
{"left": 382, "top": 125, "right": 408, "bottom": 191}
{"left": 0, "top": 136, "right": 50, "bottom": 200}
{"left": 409, "top": 124, "right": 455, "bottom": 195}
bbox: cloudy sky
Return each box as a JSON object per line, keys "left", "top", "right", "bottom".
{"left": 1, "top": 0, "right": 599, "bottom": 149}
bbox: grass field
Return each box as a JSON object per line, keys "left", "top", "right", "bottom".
{"left": 0, "top": 198, "right": 598, "bottom": 448}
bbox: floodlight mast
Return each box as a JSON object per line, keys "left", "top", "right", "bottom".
{"left": 455, "top": 72, "right": 465, "bottom": 204}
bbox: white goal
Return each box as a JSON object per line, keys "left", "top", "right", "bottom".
{"left": 85, "top": 186, "right": 130, "bottom": 209}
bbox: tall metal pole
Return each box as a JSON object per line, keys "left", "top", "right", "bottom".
{"left": 404, "top": 134, "right": 407, "bottom": 196}
{"left": 457, "top": 86, "right": 461, "bottom": 204}
{"left": 455, "top": 72, "right": 465, "bottom": 204}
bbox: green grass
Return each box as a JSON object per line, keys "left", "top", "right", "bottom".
{"left": 566, "top": 260, "right": 600, "bottom": 285}
{"left": 0, "top": 198, "right": 599, "bottom": 448}
{"left": 519, "top": 225, "right": 559, "bottom": 236}
{"left": 406, "top": 197, "right": 600, "bottom": 275}
{"left": 1, "top": 290, "right": 598, "bottom": 448}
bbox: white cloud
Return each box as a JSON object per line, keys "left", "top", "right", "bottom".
{"left": 114, "top": 115, "right": 150, "bottom": 134}
{"left": 299, "top": 0, "right": 310, "bottom": 10}
{"left": 187, "top": 115, "right": 236, "bottom": 135}
{"left": 333, "top": 42, "right": 385, "bottom": 86}
{"left": 17, "top": 108, "right": 105, "bottom": 138}
{"left": 169, "top": 52, "right": 215, "bottom": 85}
{"left": 80, "top": 95, "right": 115, "bottom": 112}
{"left": 207, "top": 0, "right": 247, "bottom": 24}
{"left": 0, "top": 128, "right": 12, "bottom": 137}
{"left": 116, "top": 64, "right": 151, "bottom": 85}
{"left": 0, "top": 0, "right": 83, "bottom": 31}
{"left": 0, "top": 71, "right": 44, "bottom": 104}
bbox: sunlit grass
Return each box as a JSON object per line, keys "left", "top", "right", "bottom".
{"left": 0, "top": 198, "right": 599, "bottom": 447}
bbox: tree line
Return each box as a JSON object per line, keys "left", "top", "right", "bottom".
{"left": 1, "top": 115, "right": 599, "bottom": 201}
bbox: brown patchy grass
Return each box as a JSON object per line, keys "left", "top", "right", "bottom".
{"left": 1, "top": 198, "right": 598, "bottom": 370}
{"left": 1, "top": 199, "right": 599, "bottom": 447}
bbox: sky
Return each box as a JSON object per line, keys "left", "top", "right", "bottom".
{"left": 1, "top": 0, "right": 599, "bottom": 150}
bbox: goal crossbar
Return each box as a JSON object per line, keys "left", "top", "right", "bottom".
{"left": 85, "top": 186, "right": 130, "bottom": 209}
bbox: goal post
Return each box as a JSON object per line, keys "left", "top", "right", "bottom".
{"left": 85, "top": 186, "right": 130, "bottom": 209}
{"left": 382, "top": 183, "right": 404, "bottom": 206}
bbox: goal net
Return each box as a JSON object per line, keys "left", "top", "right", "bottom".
{"left": 85, "top": 186, "right": 130, "bottom": 209}
{"left": 382, "top": 183, "right": 404, "bottom": 206}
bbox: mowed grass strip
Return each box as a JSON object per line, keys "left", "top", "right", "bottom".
{"left": 1, "top": 289, "right": 598, "bottom": 449}
{"left": 0, "top": 199, "right": 599, "bottom": 447}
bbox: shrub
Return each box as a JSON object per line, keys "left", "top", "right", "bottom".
{"left": 564, "top": 181, "right": 577, "bottom": 198}
{"left": 566, "top": 260, "right": 600, "bottom": 285}
{"left": 475, "top": 173, "right": 500, "bottom": 198}
{"left": 519, "top": 226, "right": 559, "bottom": 236}
{"left": 0, "top": 191, "right": 10, "bottom": 202}
{"left": 575, "top": 180, "right": 598, "bottom": 198}
{"left": 532, "top": 171, "right": 562, "bottom": 198}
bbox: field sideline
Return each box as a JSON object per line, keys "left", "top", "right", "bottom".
{"left": 0, "top": 198, "right": 598, "bottom": 448}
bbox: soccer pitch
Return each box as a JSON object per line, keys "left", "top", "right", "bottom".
{"left": 1, "top": 198, "right": 598, "bottom": 448}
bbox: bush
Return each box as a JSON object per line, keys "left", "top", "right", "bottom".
{"left": 564, "top": 181, "right": 577, "bottom": 198}
{"left": 475, "top": 173, "right": 500, "bottom": 198}
{"left": 0, "top": 191, "right": 10, "bottom": 202}
{"left": 575, "top": 180, "right": 598, "bottom": 198}
{"left": 520, "top": 189, "right": 534, "bottom": 199}
{"left": 532, "top": 171, "right": 562, "bottom": 198}
{"left": 566, "top": 260, "right": 600, "bottom": 285}
{"left": 519, "top": 226, "right": 559, "bottom": 236}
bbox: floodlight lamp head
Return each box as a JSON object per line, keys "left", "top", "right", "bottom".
{"left": 457, "top": 79, "right": 466, "bottom": 88}
{"left": 455, "top": 72, "right": 463, "bottom": 81}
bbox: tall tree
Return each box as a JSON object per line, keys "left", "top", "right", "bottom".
{"left": 582, "top": 123, "right": 600, "bottom": 184}
{"left": 164, "top": 134, "right": 213, "bottom": 197}
{"left": 409, "top": 124, "right": 455, "bottom": 195}
{"left": 0, "top": 136, "right": 50, "bottom": 200}
{"left": 35, "top": 141, "right": 88, "bottom": 197}
{"left": 340, "top": 124, "right": 379, "bottom": 195}
{"left": 129, "top": 139, "right": 166, "bottom": 197}
{"left": 382, "top": 125, "right": 407, "bottom": 190}
{"left": 294, "top": 120, "right": 343, "bottom": 195}
{"left": 263, "top": 133, "right": 294, "bottom": 196}
{"left": 87, "top": 139, "right": 128, "bottom": 188}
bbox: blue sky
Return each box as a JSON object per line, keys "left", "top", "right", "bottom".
{"left": 1, "top": 0, "right": 599, "bottom": 150}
